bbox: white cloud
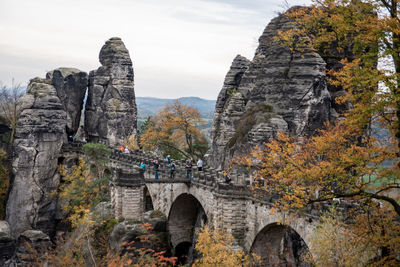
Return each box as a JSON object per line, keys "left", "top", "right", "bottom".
{"left": 0, "top": 0, "right": 311, "bottom": 99}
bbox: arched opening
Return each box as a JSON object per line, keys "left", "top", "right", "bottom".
{"left": 168, "top": 194, "right": 207, "bottom": 265}
{"left": 250, "top": 223, "right": 312, "bottom": 267}
{"left": 143, "top": 186, "right": 154, "bottom": 212}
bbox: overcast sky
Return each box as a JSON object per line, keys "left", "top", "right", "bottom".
{"left": 0, "top": 0, "right": 312, "bottom": 100}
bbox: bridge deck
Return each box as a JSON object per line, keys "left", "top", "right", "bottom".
{"left": 61, "top": 142, "right": 354, "bottom": 217}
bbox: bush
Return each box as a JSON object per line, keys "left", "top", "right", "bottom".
{"left": 228, "top": 104, "right": 273, "bottom": 148}
{"left": 150, "top": 210, "right": 165, "bottom": 219}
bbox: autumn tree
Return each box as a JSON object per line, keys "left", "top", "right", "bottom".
{"left": 239, "top": 122, "right": 400, "bottom": 264}
{"left": 59, "top": 143, "right": 111, "bottom": 227}
{"left": 241, "top": 123, "right": 399, "bottom": 213}
{"left": 238, "top": 1, "right": 400, "bottom": 264}
{"left": 106, "top": 223, "right": 177, "bottom": 267}
{"left": 140, "top": 100, "right": 208, "bottom": 159}
{"left": 279, "top": 0, "right": 400, "bottom": 156}
{"left": 193, "top": 225, "right": 259, "bottom": 267}
{"left": 309, "top": 208, "right": 376, "bottom": 267}
{"left": 0, "top": 81, "right": 25, "bottom": 143}
{"left": 309, "top": 206, "right": 400, "bottom": 266}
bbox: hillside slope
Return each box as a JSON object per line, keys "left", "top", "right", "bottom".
{"left": 136, "top": 97, "right": 215, "bottom": 119}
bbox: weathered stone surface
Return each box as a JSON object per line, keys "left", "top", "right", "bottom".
{"left": 0, "top": 221, "right": 12, "bottom": 241}
{"left": 85, "top": 37, "right": 137, "bottom": 146}
{"left": 209, "top": 11, "right": 331, "bottom": 169}
{"left": 112, "top": 178, "right": 320, "bottom": 261}
{"left": 109, "top": 213, "right": 168, "bottom": 252}
{"left": 109, "top": 223, "right": 128, "bottom": 251}
{"left": 6, "top": 77, "right": 67, "bottom": 236}
{"left": 16, "top": 230, "right": 51, "bottom": 264}
{"left": 46, "top": 68, "right": 88, "bottom": 135}
{"left": 0, "top": 221, "right": 15, "bottom": 265}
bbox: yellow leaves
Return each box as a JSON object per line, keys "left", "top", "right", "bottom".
{"left": 58, "top": 154, "right": 110, "bottom": 229}
{"left": 123, "top": 134, "right": 139, "bottom": 151}
{"left": 140, "top": 100, "right": 207, "bottom": 158}
{"left": 269, "top": 207, "right": 277, "bottom": 215}
{"left": 193, "top": 226, "right": 259, "bottom": 267}
{"left": 311, "top": 206, "right": 400, "bottom": 267}
{"left": 239, "top": 120, "right": 399, "bottom": 214}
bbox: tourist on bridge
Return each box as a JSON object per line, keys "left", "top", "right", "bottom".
{"left": 185, "top": 159, "right": 193, "bottom": 179}
{"left": 169, "top": 161, "right": 176, "bottom": 179}
{"left": 153, "top": 160, "right": 160, "bottom": 180}
{"left": 165, "top": 155, "right": 171, "bottom": 164}
{"left": 140, "top": 161, "right": 146, "bottom": 178}
{"left": 224, "top": 171, "right": 231, "bottom": 184}
{"left": 140, "top": 161, "right": 146, "bottom": 171}
{"left": 197, "top": 158, "right": 203, "bottom": 171}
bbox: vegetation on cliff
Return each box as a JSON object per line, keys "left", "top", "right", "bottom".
{"left": 0, "top": 81, "right": 24, "bottom": 143}
{"left": 239, "top": 0, "right": 400, "bottom": 265}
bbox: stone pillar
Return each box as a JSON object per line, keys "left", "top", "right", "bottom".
{"left": 111, "top": 185, "right": 145, "bottom": 221}
{"left": 121, "top": 186, "right": 144, "bottom": 220}
{"left": 215, "top": 194, "right": 247, "bottom": 247}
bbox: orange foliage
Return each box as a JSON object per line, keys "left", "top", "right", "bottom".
{"left": 106, "top": 224, "right": 177, "bottom": 267}
{"left": 140, "top": 100, "right": 207, "bottom": 158}
{"left": 239, "top": 122, "right": 399, "bottom": 214}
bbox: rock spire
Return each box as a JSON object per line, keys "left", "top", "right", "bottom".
{"left": 84, "top": 37, "right": 138, "bottom": 146}
{"left": 209, "top": 11, "right": 331, "bottom": 169}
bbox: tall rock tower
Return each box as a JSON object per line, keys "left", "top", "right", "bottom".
{"left": 6, "top": 69, "right": 88, "bottom": 236}
{"left": 85, "top": 37, "right": 138, "bottom": 146}
{"left": 209, "top": 11, "right": 332, "bottom": 169}
{"left": 6, "top": 78, "right": 68, "bottom": 235}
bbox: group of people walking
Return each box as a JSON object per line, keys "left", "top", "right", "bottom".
{"left": 139, "top": 156, "right": 204, "bottom": 180}
{"left": 137, "top": 154, "right": 232, "bottom": 184}
{"left": 115, "top": 143, "right": 233, "bottom": 184}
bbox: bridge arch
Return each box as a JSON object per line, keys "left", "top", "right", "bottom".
{"left": 168, "top": 193, "right": 208, "bottom": 264}
{"left": 250, "top": 222, "right": 312, "bottom": 266}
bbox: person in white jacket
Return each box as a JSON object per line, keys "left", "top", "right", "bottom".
{"left": 197, "top": 158, "right": 203, "bottom": 171}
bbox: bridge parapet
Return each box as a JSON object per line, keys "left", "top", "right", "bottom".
{"left": 61, "top": 142, "right": 250, "bottom": 186}
{"left": 61, "top": 143, "right": 354, "bottom": 232}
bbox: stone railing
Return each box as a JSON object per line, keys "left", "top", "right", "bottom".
{"left": 61, "top": 142, "right": 353, "bottom": 216}
{"left": 62, "top": 142, "right": 248, "bottom": 185}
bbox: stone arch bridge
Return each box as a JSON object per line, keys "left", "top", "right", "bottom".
{"left": 61, "top": 142, "right": 346, "bottom": 265}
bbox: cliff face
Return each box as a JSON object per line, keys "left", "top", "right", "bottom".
{"left": 5, "top": 70, "right": 88, "bottom": 237}
{"left": 6, "top": 78, "right": 68, "bottom": 235}
{"left": 46, "top": 68, "right": 88, "bottom": 136}
{"left": 5, "top": 37, "right": 139, "bottom": 239}
{"left": 85, "top": 37, "right": 138, "bottom": 147}
{"left": 209, "top": 11, "right": 331, "bottom": 169}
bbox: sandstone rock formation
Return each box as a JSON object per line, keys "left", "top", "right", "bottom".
{"left": 209, "top": 11, "right": 331, "bottom": 169}
{"left": 6, "top": 77, "right": 67, "bottom": 236}
{"left": 85, "top": 37, "right": 137, "bottom": 146}
{"left": 0, "top": 221, "right": 15, "bottom": 265}
{"left": 15, "top": 230, "right": 51, "bottom": 265}
{"left": 46, "top": 68, "right": 88, "bottom": 136}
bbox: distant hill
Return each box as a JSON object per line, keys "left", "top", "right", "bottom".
{"left": 136, "top": 96, "right": 216, "bottom": 119}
